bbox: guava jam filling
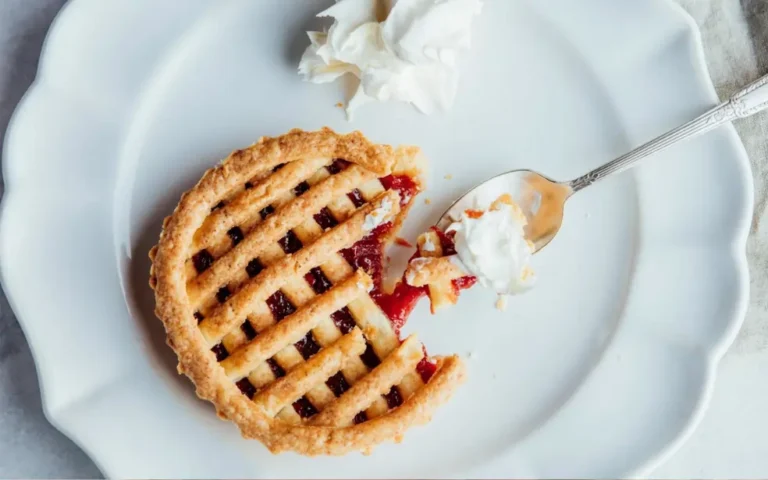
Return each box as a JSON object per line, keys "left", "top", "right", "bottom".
{"left": 339, "top": 222, "right": 428, "bottom": 335}
{"left": 336, "top": 175, "right": 479, "bottom": 384}
{"left": 378, "top": 282, "right": 429, "bottom": 333}
{"left": 452, "top": 275, "right": 478, "bottom": 292}
{"left": 337, "top": 174, "right": 439, "bottom": 381}
{"left": 339, "top": 222, "right": 433, "bottom": 382}
{"left": 431, "top": 226, "right": 457, "bottom": 255}
{"left": 380, "top": 174, "right": 419, "bottom": 207}
{"left": 338, "top": 174, "right": 426, "bottom": 328}
{"left": 415, "top": 354, "right": 438, "bottom": 383}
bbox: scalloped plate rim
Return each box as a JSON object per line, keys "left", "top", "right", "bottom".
{"left": 0, "top": 0, "right": 752, "bottom": 478}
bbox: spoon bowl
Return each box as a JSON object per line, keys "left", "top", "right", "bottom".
{"left": 437, "top": 170, "right": 572, "bottom": 253}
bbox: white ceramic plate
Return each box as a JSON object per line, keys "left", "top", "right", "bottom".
{"left": 0, "top": 0, "right": 752, "bottom": 478}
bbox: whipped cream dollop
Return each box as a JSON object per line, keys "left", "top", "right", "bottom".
{"left": 447, "top": 200, "right": 536, "bottom": 296}
{"left": 298, "top": 0, "right": 483, "bottom": 118}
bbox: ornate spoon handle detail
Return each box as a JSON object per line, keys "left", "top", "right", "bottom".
{"left": 569, "top": 73, "right": 768, "bottom": 193}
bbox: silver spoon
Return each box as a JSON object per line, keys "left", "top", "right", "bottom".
{"left": 438, "top": 73, "right": 768, "bottom": 252}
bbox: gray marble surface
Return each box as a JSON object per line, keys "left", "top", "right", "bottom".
{"left": 0, "top": 0, "right": 765, "bottom": 478}
{"left": 0, "top": 1, "right": 101, "bottom": 477}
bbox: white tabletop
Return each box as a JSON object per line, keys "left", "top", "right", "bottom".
{"left": 0, "top": 0, "right": 766, "bottom": 477}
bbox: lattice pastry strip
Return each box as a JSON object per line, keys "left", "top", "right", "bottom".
{"left": 253, "top": 328, "right": 367, "bottom": 417}
{"left": 251, "top": 199, "right": 391, "bottom": 419}
{"left": 310, "top": 178, "right": 425, "bottom": 403}
{"left": 223, "top": 232, "right": 387, "bottom": 421}
{"left": 188, "top": 164, "right": 379, "bottom": 305}
{"left": 198, "top": 190, "right": 401, "bottom": 344}
{"left": 213, "top": 195, "right": 389, "bottom": 422}
{"left": 150, "top": 128, "right": 466, "bottom": 456}
{"left": 252, "top": 181, "right": 404, "bottom": 421}
{"left": 221, "top": 270, "right": 372, "bottom": 379}
{"left": 200, "top": 180, "right": 403, "bottom": 422}
{"left": 184, "top": 156, "right": 331, "bottom": 277}
{"left": 287, "top": 173, "right": 426, "bottom": 411}
{"left": 192, "top": 157, "right": 331, "bottom": 252}
{"left": 284, "top": 179, "right": 421, "bottom": 417}
{"left": 180, "top": 151, "right": 297, "bottom": 281}
{"left": 415, "top": 230, "right": 464, "bottom": 309}
{"left": 311, "top": 335, "right": 424, "bottom": 427}
{"left": 214, "top": 157, "right": 429, "bottom": 420}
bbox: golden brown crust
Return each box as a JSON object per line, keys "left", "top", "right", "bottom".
{"left": 408, "top": 230, "right": 465, "bottom": 311}
{"left": 220, "top": 270, "right": 373, "bottom": 380}
{"left": 310, "top": 335, "right": 424, "bottom": 427}
{"left": 253, "top": 328, "right": 368, "bottom": 417}
{"left": 150, "top": 127, "right": 465, "bottom": 455}
{"left": 405, "top": 257, "right": 466, "bottom": 287}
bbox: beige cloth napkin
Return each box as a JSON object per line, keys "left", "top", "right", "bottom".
{"left": 676, "top": 0, "right": 768, "bottom": 354}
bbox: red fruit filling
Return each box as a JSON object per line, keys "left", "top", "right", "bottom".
{"left": 334, "top": 174, "right": 476, "bottom": 385}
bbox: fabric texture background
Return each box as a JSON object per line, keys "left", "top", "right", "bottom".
{"left": 0, "top": 0, "right": 765, "bottom": 477}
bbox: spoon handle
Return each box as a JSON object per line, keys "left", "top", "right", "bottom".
{"left": 569, "top": 73, "right": 768, "bottom": 192}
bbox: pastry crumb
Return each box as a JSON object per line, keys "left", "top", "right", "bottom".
{"left": 335, "top": 102, "right": 344, "bottom": 108}
{"left": 395, "top": 237, "right": 413, "bottom": 248}
{"left": 495, "top": 295, "right": 508, "bottom": 311}
{"left": 444, "top": 174, "right": 453, "bottom": 180}
{"left": 424, "top": 197, "right": 432, "bottom": 205}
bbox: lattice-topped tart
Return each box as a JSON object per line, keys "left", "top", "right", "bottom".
{"left": 149, "top": 128, "right": 466, "bottom": 455}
